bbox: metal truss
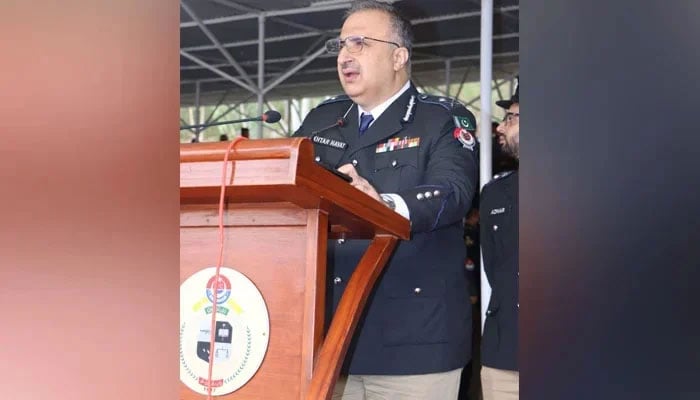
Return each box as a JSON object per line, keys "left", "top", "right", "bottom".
{"left": 180, "top": 0, "right": 519, "bottom": 139}
{"left": 181, "top": 51, "right": 520, "bottom": 86}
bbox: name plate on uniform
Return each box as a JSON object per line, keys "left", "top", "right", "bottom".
{"left": 311, "top": 135, "right": 348, "bottom": 150}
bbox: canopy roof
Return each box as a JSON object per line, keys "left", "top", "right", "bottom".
{"left": 180, "top": 0, "right": 519, "bottom": 106}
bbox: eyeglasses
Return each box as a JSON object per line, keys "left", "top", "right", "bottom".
{"left": 325, "top": 35, "right": 400, "bottom": 54}
{"left": 502, "top": 112, "right": 520, "bottom": 125}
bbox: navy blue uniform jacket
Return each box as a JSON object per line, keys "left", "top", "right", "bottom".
{"left": 293, "top": 84, "right": 479, "bottom": 375}
{"left": 480, "top": 170, "right": 519, "bottom": 371}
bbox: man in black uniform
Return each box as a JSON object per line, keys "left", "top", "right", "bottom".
{"left": 293, "top": 1, "right": 479, "bottom": 399}
{"left": 480, "top": 81, "right": 519, "bottom": 400}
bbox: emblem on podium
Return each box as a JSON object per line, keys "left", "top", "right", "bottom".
{"left": 180, "top": 267, "right": 270, "bottom": 395}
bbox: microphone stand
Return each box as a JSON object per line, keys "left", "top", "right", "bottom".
{"left": 180, "top": 116, "right": 264, "bottom": 131}
{"left": 182, "top": 111, "right": 281, "bottom": 142}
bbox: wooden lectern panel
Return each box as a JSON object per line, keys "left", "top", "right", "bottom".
{"left": 180, "top": 205, "right": 327, "bottom": 400}
{"left": 180, "top": 139, "right": 409, "bottom": 399}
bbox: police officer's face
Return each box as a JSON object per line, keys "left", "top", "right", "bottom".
{"left": 337, "top": 10, "right": 406, "bottom": 109}
{"left": 497, "top": 103, "right": 519, "bottom": 159}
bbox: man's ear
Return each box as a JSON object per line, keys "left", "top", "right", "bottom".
{"left": 393, "top": 47, "right": 409, "bottom": 71}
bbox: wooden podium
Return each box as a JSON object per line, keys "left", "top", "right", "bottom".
{"left": 180, "top": 138, "right": 409, "bottom": 400}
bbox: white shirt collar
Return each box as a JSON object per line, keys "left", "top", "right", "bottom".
{"left": 357, "top": 80, "right": 411, "bottom": 125}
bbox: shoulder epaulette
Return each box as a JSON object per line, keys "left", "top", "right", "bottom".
{"left": 418, "top": 93, "right": 477, "bottom": 133}
{"left": 317, "top": 94, "right": 351, "bottom": 107}
{"left": 416, "top": 93, "right": 461, "bottom": 112}
{"left": 487, "top": 170, "right": 515, "bottom": 185}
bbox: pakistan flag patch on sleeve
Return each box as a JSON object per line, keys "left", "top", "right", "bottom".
{"left": 454, "top": 115, "right": 475, "bottom": 131}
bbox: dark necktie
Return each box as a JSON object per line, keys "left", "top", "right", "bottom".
{"left": 359, "top": 113, "right": 374, "bottom": 135}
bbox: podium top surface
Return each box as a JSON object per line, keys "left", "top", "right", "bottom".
{"left": 180, "top": 138, "right": 410, "bottom": 240}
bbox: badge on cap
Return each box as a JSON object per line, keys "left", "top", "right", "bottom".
{"left": 453, "top": 127, "right": 475, "bottom": 151}
{"left": 453, "top": 116, "right": 475, "bottom": 131}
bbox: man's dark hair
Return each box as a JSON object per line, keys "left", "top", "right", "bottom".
{"left": 345, "top": 1, "right": 414, "bottom": 71}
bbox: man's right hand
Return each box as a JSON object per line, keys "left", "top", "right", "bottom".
{"left": 338, "top": 164, "right": 383, "bottom": 202}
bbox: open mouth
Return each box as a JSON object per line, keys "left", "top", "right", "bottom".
{"left": 341, "top": 68, "right": 360, "bottom": 81}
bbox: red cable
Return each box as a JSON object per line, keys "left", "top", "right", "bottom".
{"left": 206, "top": 137, "right": 247, "bottom": 399}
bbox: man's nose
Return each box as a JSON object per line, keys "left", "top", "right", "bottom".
{"left": 338, "top": 47, "right": 354, "bottom": 65}
{"left": 496, "top": 122, "right": 506, "bottom": 134}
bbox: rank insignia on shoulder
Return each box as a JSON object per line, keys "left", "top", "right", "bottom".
{"left": 376, "top": 136, "right": 420, "bottom": 153}
{"left": 453, "top": 127, "right": 476, "bottom": 151}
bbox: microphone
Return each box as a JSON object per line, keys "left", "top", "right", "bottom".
{"left": 180, "top": 110, "right": 281, "bottom": 130}
{"left": 261, "top": 110, "right": 281, "bottom": 123}
{"left": 311, "top": 116, "right": 346, "bottom": 136}
{"left": 309, "top": 103, "right": 353, "bottom": 136}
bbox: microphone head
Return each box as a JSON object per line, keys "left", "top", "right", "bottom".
{"left": 262, "top": 110, "right": 281, "bottom": 123}
{"left": 336, "top": 117, "right": 346, "bottom": 127}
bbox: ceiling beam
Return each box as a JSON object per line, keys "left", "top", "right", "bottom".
{"left": 180, "top": 5, "right": 519, "bottom": 37}
{"left": 182, "top": 31, "right": 325, "bottom": 52}
{"left": 180, "top": 3, "right": 351, "bottom": 28}
{"left": 204, "top": 0, "right": 326, "bottom": 34}
{"left": 181, "top": 51, "right": 520, "bottom": 85}
{"left": 180, "top": 33, "right": 519, "bottom": 71}
{"left": 181, "top": 0, "right": 255, "bottom": 87}
{"left": 180, "top": 50, "right": 258, "bottom": 93}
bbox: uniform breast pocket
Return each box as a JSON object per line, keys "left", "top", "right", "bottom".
{"left": 312, "top": 144, "right": 345, "bottom": 168}
{"left": 485, "top": 206, "right": 513, "bottom": 250}
{"left": 372, "top": 148, "right": 419, "bottom": 192}
{"left": 381, "top": 278, "right": 449, "bottom": 346}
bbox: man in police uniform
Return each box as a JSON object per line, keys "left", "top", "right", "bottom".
{"left": 480, "top": 80, "right": 519, "bottom": 399}
{"left": 292, "top": 1, "right": 479, "bottom": 399}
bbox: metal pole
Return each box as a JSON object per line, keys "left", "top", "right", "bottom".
{"left": 257, "top": 14, "right": 265, "bottom": 139}
{"left": 194, "top": 81, "right": 201, "bottom": 141}
{"left": 479, "top": 0, "right": 493, "bottom": 334}
{"left": 287, "top": 99, "right": 292, "bottom": 136}
{"left": 445, "top": 59, "right": 452, "bottom": 97}
{"left": 293, "top": 98, "right": 302, "bottom": 125}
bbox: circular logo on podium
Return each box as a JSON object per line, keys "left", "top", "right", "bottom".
{"left": 180, "top": 267, "right": 270, "bottom": 396}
